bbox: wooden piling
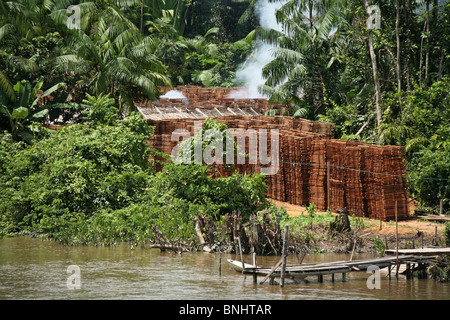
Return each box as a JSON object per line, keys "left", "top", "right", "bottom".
{"left": 350, "top": 238, "right": 357, "bottom": 261}
{"left": 238, "top": 237, "right": 245, "bottom": 271}
{"left": 280, "top": 225, "right": 289, "bottom": 288}
{"left": 252, "top": 252, "right": 257, "bottom": 283}
{"left": 435, "top": 226, "right": 438, "bottom": 245}
{"left": 406, "top": 263, "right": 411, "bottom": 279}
{"left": 260, "top": 258, "right": 283, "bottom": 285}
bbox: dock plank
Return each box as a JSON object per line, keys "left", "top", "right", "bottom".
{"left": 385, "top": 247, "right": 450, "bottom": 256}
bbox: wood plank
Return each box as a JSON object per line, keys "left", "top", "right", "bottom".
{"left": 385, "top": 247, "right": 450, "bottom": 256}
{"left": 421, "top": 215, "right": 450, "bottom": 223}
{"left": 259, "top": 258, "right": 283, "bottom": 284}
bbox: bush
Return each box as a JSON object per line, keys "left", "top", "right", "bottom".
{"left": 0, "top": 112, "right": 271, "bottom": 245}
{"left": 0, "top": 112, "right": 154, "bottom": 234}
{"left": 408, "top": 144, "right": 450, "bottom": 210}
{"left": 146, "top": 163, "right": 269, "bottom": 220}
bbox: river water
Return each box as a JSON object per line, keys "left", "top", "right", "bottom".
{"left": 1, "top": 237, "right": 449, "bottom": 300}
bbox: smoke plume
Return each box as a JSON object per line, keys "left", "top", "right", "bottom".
{"left": 228, "top": 0, "right": 284, "bottom": 99}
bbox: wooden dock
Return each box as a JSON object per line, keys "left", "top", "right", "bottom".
{"left": 385, "top": 247, "right": 450, "bottom": 256}
{"left": 227, "top": 254, "right": 437, "bottom": 284}
{"left": 228, "top": 225, "right": 447, "bottom": 286}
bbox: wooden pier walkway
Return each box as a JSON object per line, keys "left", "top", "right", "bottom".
{"left": 227, "top": 254, "right": 437, "bottom": 284}
{"left": 385, "top": 247, "right": 450, "bottom": 256}
{"left": 228, "top": 225, "right": 448, "bottom": 286}
{"left": 228, "top": 225, "right": 450, "bottom": 287}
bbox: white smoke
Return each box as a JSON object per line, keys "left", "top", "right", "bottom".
{"left": 228, "top": 0, "right": 285, "bottom": 100}
{"left": 160, "top": 90, "right": 188, "bottom": 99}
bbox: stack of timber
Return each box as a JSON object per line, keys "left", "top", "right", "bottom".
{"left": 140, "top": 86, "right": 410, "bottom": 221}
{"left": 344, "top": 143, "right": 365, "bottom": 215}
{"left": 308, "top": 139, "right": 328, "bottom": 209}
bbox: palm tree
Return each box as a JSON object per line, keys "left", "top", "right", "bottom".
{"left": 257, "top": 0, "right": 348, "bottom": 119}
{"left": 54, "top": 4, "right": 171, "bottom": 113}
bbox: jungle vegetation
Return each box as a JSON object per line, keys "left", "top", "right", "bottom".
{"left": 0, "top": 0, "right": 448, "bottom": 245}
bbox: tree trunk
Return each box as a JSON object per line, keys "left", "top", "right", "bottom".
{"left": 173, "top": 0, "right": 181, "bottom": 29}
{"left": 395, "top": 0, "right": 402, "bottom": 107}
{"left": 419, "top": 11, "right": 427, "bottom": 88}
{"left": 363, "top": 0, "right": 382, "bottom": 131}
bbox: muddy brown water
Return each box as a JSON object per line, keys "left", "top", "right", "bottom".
{"left": 1, "top": 237, "right": 449, "bottom": 300}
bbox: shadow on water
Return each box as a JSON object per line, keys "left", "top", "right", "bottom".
{"left": 1, "top": 237, "right": 449, "bottom": 300}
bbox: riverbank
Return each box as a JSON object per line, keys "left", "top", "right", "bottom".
{"left": 272, "top": 200, "right": 448, "bottom": 255}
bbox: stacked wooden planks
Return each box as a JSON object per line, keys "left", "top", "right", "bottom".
{"left": 363, "top": 146, "right": 408, "bottom": 221}
{"left": 343, "top": 142, "right": 365, "bottom": 216}
{"left": 143, "top": 87, "right": 409, "bottom": 221}
{"left": 308, "top": 139, "right": 328, "bottom": 210}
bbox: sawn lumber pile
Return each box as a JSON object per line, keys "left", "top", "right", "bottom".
{"left": 141, "top": 87, "right": 408, "bottom": 221}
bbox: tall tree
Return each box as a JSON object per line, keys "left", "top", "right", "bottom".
{"left": 395, "top": 0, "right": 402, "bottom": 104}
{"left": 363, "top": 0, "right": 382, "bottom": 130}
{"left": 257, "top": 0, "right": 348, "bottom": 119}
{"left": 54, "top": 3, "right": 171, "bottom": 112}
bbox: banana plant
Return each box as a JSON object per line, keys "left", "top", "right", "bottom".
{"left": 0, "top": 78, "right": 69, "bottom": 143}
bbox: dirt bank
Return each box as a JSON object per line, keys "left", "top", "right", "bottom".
{"left": 272, "top": 200, "right": 448, "bottom": 254}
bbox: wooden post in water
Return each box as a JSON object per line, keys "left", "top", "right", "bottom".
{"left": 435, "top": 226, "right": 438, "bottom": 246}
{"left": 260, "top": 258, "right": 283, "bottom": 285}
{"left": 238, "top": 237, "right": 245, "bottom": 271}
{"left": 252, "top": 252, "right": 257, "bottom": 283}
{"left": 406, "top": 263, "right": 411, "bottom": 279}
{"left": 395, "top": 200, "right": 399, "bottom": 279}
{"left": 421, "top": 232, "right": 424, "bottom": 249}
{"left": 280, "top": 225, "right": 289, "bottom": 288}
{"left": 350, "top": 238, "right": 357, "bottom": 261}
{"left": 219, "top": 252, "right": 222, "bottom": 276}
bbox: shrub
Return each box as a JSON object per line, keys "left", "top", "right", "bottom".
{"left": 0, "top": 113, "right": 271, "bottom": 245}
{"left": 0, "top": 112, "right": 154, "bottom": 234}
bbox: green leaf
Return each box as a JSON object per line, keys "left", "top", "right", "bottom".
{"left": 31, "top": 78, "right": 45, "bottom": 103}
{"left": 31, "top": 82, "right": 66, "bottom": 108}
{"left": 12, "top": 107, "right": 29, "bottom": 120}
{"left": 14, "top": 80, "right": 31, "bottom": 109}
{"left": 30, "top": 109, "right": 49, "bottom": 120}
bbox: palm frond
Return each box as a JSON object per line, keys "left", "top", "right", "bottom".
{"left": 0, "top": 70, "right": 15, "bottom": 102}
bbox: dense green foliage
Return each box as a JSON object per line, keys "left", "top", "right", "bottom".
{"left": 0, "top": 0, "right": 448, "bottom": 240}
{"left": 0, "top": 105, "right": 270, "bottom": 244}
{"left": 258, "top": 0, "right": 449, "bottom": 211}
{"left": 0, "top": 0, "right": 256, "bottom": 114}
